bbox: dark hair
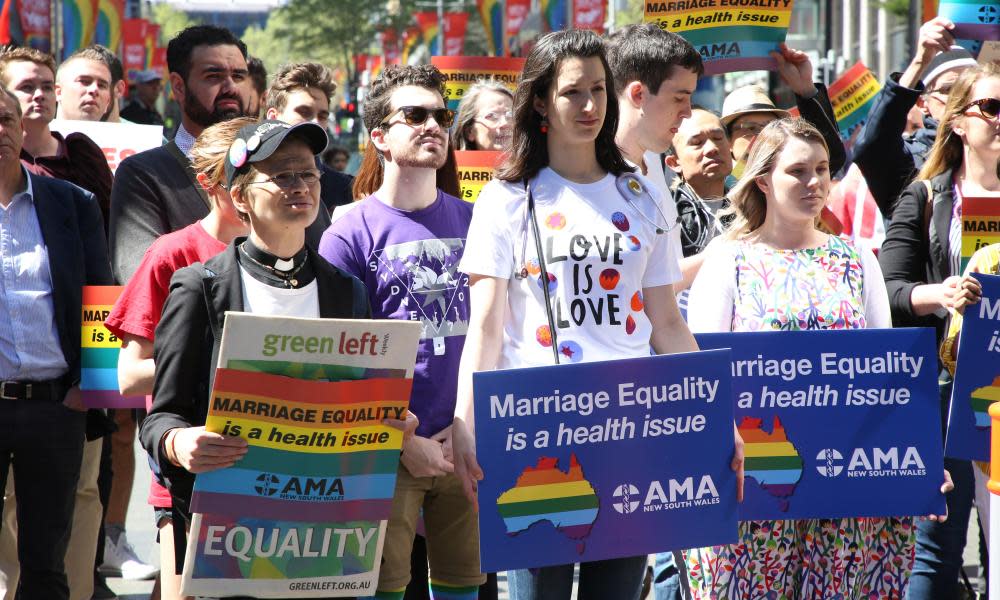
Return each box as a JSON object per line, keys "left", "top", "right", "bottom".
{"left": 322, "top": 145, "right": 349, "bottom": 163}
{"left": 247, "top": 56, "right": 267, "bottom": 96}
{"left": 498, "top": 29, "right": 631, "bottom": 183}
{"left": 167, "top": 25, "right": 247, "bottom": 82}
{"left": 63, "top": 45, "right": 124, "bottom": 86}
{"left": 360, "top": 64, "right": 448, "bottom": 133}
{"left": 266, "top": 62, "right": 337, "bottom": 112}
{"left": 354, "top": 64, "right": 458, "bottom": 199}
{"left": 605, "top": 23, "right": 703, "bottom": 96}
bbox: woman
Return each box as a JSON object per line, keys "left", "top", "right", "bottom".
{"left": 451, "top": 79, "right": 514, "bottom": 151}
{"left": 879, "top": 62, "right": 1000, "bottom": 598}
{"left": 105, "top": 117, "right": 254, "bottom": 600}
{"left": 137, "top": 119, "right": 374, "bottom": 525}
{"left": 685, "top": 118, "right": 948, "bottom": 598}
{"left": 450, "top": 29, "right": 709, "bottom": 600}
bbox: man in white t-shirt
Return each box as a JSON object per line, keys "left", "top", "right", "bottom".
{"left": 606, "top": 24, "right": 703, "bottom": 304}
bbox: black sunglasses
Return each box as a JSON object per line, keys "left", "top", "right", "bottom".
{"left": 380, "top": 106, "right": 455, "bottom": 129}
{"left": 962, "top": 98, "right": 1000, "bottom": 120}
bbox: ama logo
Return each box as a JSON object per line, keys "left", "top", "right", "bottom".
{"left": 252, "top": 473, "right": 346, "bottom": 500}
{"left": 612, "top": 484, "right": 640, "bottom": 514}
{"left": 814, "top": 447, "right": 926, "bottom": 478}
{"left": 254, "top": 473, "right": 281, "bottom": 496}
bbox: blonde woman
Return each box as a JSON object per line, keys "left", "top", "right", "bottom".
{"left": 104, "top": 117, "right": 254, "bottom": 600}
{"left": 451, "top": 79, "right": 514, "bottom": 151}
{"left": 686, "top": 118, "right": 905, "bottom": 598}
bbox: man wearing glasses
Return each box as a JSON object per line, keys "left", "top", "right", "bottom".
{"left": 318, "top": 65, "right": 485, "bottom": 600}
{"left": 852, "top": 18, "right": 977, "bottom": 219}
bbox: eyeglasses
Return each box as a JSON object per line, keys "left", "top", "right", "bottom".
{"left": 247, "top": 169, "right": 321, "bottom": 189}
{"left": 476, "top": 110, "right": 513, "bottom": 127}
{"left": 961, "top": 98, "right": 1000, "bottom": 120}
{"left": 731, "top": 120, "right": 771, "bottom": 137}
{"left": 380, "top": 106, "right": 455, "bottom": 129}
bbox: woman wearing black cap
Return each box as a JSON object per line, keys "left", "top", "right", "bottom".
{"left": 139, "top": 119, "right": 376, "bottom": 524}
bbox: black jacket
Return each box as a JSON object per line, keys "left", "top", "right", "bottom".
{"left": 795, "top": 83, "right": 847, "bottom": 176}
{"left": 878, "top": 169, "right": 955, "bottom": 339}
{"left": 853, "top": 74, "right": 933, "bottom": 219}
{"left": 138, "top": 241, "right": 370, "bottom": 516}
{"left": 318, "top": 160, "right": 354, "bottom": 212}
{"left": 110, "top": 142, "right": 332, "bottom": 283}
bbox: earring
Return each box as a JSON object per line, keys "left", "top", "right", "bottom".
{"left": 540, "top": 115, "right": 549, "bottom": 134}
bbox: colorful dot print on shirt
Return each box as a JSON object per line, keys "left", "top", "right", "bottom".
{"left": 611, "top": 212, "right": 630, "bottom": 232}
{"left": 631, "top": 291, "right": 644, "bottom": 311}
{"left": 545, "top": 212, "right": 566, "bottom": 230}
{"left": 557, "top": 340, "right": 583, "bottom": 363}
{"left": 536, "top": 325, "right": 553, "bottom": 347}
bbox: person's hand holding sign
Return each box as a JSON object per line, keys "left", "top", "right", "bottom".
{"left": 951, "top": 273, "right": 984, "bottom": 315}
{"left": 164, "top": 426, "right": 248, "bottom": 474}
{"left": 771, "top": 44, "right": 817, "bottom": 98}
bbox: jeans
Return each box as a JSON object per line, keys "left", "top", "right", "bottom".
{"left": 0, "top": 398, "right": 85, "bottom": 600}
{"left": 652, "top": 552, "right": 682, "bottom": 600}
{"left": 508, "top": 555, "right": 647, "bottom": 600}
{"left": 906, "top": 372, "right": 976, "bottom": 600}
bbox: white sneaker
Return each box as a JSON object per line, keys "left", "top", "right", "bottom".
{"left": 99, "top": 531, "right": 159, "bottom": 580}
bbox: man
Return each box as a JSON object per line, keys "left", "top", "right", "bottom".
{"left": 853, "top": 17, "right": 976, "bottom": 217}
{"left": 605, "top": 24, "right": 703, "bottom": 600}
{"left": 318, "top": 64, "right": 485, "bottom": 600}
{"left": 0, "top": 48, "right": 112, "bottom": 223}
{"left": 55, "top": 47, "right": 114, "bottom": 122}
{"left": 664, "top": 108, "right": 734, "bottom": 288}
{"left": 721, "top": 44, "right": 845, "bottom": 178}
{"left": 0, "top": 85, "right": 113, "bottom": 600}
{"left": 119, "top": 70, "right": 164, "bottom": 126}
{"left": 246, "top": 56, "right": 266, "bottom": 117}
{"left": 323, "top": 145, "right": 349, "bottom": 172}
{"left": 109, "top": 25, "right": 330, "bottom": 284}
{"left": 264, "top": 61, "right": 353, "bottom": 211}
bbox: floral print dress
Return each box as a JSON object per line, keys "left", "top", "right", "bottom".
{"left": 684, "top": 236, "right": 915, "bottom": 600}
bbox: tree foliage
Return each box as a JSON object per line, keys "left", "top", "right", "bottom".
{"left": 149, "top": 3, "right": 201, "bottom": 45}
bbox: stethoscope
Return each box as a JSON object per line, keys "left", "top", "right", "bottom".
{"left": 514, "top": 173, "right": 680, "bottom": 280}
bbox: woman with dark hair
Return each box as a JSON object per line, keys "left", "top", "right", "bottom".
{"left": 451, "top": 79, "right": 514, "bottom": 151}
{"left": 450, "top": 29, "right": 728, "bottom": 600}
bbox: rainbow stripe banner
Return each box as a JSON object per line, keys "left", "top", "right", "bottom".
{"left": 401, "top": 26, "right": 421, "bottom": 64}
{"left": 81, "top": 286, "right": 142, "bottom": 408}
{"left": 946, "top": 274, "right": 1000, "bottom": 461}
{"left": 94, "top": 0, "right": 122, "bottom": 52}
{"left": 477, "top": 0, "right": 503, "bottom": 56}
{"left": 827, "top": 61, "right": 881, "bottom": 140}
{"left": 474, "top": 351, "right": 737, "bottom": 572}
{"left": 455, "top": 151, "right": 502, "bottom": 203}
{"left": 414, "top": 11, "right": 440, "bottom": 56}
{"left": 431, "top": 56, "right": 524, "bottom": 110}
{"left": 938, "top": 0, "right": 1000, "bottom": 41}
{"left": 960, "top": 197, "right": 1000, "bottom": 273}
{"left": 182, "top": 314, "right": 421, "bottom": 598}
{"left": 61, "top": 0, "right": 97, "bottom": 60}
{"left": 541, "top": 0, "right": 569, "bottom": 31}
{"left": 644, "top": 0, "right": 795, "bottom": 75}
{"left": 696, "top": 329, "right": 946, "bottom": 521}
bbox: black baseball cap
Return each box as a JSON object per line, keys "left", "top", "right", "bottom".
{"left": 225, "top": 119, "right": 329, "bottom": 188}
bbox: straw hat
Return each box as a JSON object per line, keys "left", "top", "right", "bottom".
{"left": 720, "top": 85, "right": 789, "bottom": 129}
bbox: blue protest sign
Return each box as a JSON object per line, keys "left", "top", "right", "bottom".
{"left": 946, "top": 274, "right": 1000, "bottom": 462}
{"left": 473, "top": 351, "right": 737, "bottom": 573}
{"left": 695, "top": 328, "right": 945, "bottom": 521}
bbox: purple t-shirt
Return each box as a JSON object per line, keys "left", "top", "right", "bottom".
{"left": 318, "top": 191, "right": 473, "bottom": 437}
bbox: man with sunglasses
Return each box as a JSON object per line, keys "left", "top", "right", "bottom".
{"left": 318, "top": 65, "right": 485, "bottom": 600}
{"left": 852, "top": 18, "right": 977, "bottom": 218}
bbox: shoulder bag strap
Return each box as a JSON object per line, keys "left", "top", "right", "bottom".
{"left": 526, "top": 180, "right": 560, "bottom": 365}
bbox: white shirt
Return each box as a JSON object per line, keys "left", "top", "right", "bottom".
{"left": 239, "top": 267, "right": 320, "bottom": 319}
{"left": 460, "top": 168, "right": 680, "bottom": 369}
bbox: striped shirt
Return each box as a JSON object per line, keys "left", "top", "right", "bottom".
{"left": 0, "top": 169, "right": 68, "bottom": 380}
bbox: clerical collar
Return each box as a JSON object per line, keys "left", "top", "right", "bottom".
{"left": 236, "top": 237, "right": 315, "bottom": 289}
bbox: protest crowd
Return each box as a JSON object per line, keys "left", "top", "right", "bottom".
{"left": 0, "top": 2, "right": 994, "bottom": 600}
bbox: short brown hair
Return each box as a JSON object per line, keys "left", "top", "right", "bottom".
{"left": 265, "top": 62, "right": 336, "bottom": 113}
{"left": 0, "top": 46, "right": 56, "bottom": 86}
{"left": 60, "top": 45, "right": 122, "bottom": 86}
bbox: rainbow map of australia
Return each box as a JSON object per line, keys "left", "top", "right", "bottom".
{"left": 496, "top": 454, "right": 599, "bottom": 553}
{"left": 970, "top": 376, "right": 1000, "bottom": 429}
{"left": 740, "top": 415, "right": 804, "bottom": 512}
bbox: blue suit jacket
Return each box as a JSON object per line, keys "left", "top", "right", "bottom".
{"left": 30, "top": 172, "right": 114, "bottom": 383}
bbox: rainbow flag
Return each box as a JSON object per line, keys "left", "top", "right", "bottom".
{"left": 739, "top": 415, "right": 803, "bottom": 498}
{"left": 94, "top": 0, "right": 123, "bottom": 52}
{"left": 644, "top": 0, "right": 795, "bottom": 75}
{"left": 938, "top": 0, "right": 1000, "bottom": 41}
{"left": 496, "top": 454, "right": 599, "bottom": 539}
{"left": 455, "top": 151, "right": 502, "bottom": 202}
{"left": 415, "top": 11, "right": 439, "bottom": 56}
{"left": 541, "top": 0, "right": 569, "bottom": 31}
{"left": 401, "top": 26, "right": 421, "bottom": 64}
{"left": 82, "top": 286, "right": 142, "bottom": 408}
{"left": 61, "top": 0, "right": 97, "bottom": 59}
{"left": 477, "top": 0, "right": 503, "bottom": 56}
{"left": 431, "top": 55, "right": 524, "bottom": 110}
{"left": 144, "top": 23, "right": 159, "bottom": 69}
{"left": 970, "top": 377, "right": 1000, "bottom": 428}
{"left": 960, "top": 197, "right": 1000, "bottom": 273}
{"left": 828, "top": 61, "right": 881, "bottom": 140}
